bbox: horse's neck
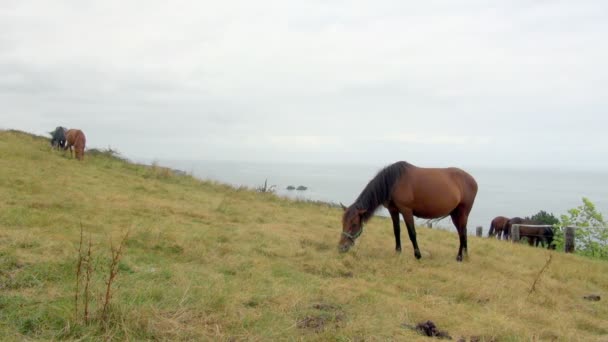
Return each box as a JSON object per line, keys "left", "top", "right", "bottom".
{"left": 355, "top": 198, "right": 380, "bottom": 223}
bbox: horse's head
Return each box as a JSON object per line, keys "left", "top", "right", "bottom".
{"left": 338, "top": 203, "right": 366, "bottom": 253}
{"left": 50, "top": 127, "right": 67, "bottom": 148}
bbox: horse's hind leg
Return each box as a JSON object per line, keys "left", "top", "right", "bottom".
{"left": 389, "top": 209, "right": 402, "bottom": 252}
{"left": 402, "top": 209, "right": 421, "bottom": 259}
{"left": 450, "top": 207, "right": 470, "bottom": 262}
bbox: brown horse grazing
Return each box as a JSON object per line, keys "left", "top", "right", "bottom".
{"left": 488, "top": 216, "right": 509, "bottom": 239}
{"left": 64, "top": 129, "right": 86, "bottom": 160}
{"left": 338, "top": 161, "right": 478, "bottom": 262}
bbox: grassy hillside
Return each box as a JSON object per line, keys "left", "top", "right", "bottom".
{"left": 0, "top": 129, "right": 607, "bottom": 341}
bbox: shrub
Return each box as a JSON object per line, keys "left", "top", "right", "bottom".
{"left": 557, "top": 198, "right": 608, "bottom": 259}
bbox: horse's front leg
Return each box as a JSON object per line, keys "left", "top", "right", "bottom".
{"left": 389, "top": 209, "right": 401, "bottom": 252}
{"left": 402, "top": 209, "right": 421, "bottom": 259}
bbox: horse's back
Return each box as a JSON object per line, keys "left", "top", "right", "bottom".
{"left": 411, "top": 166, "right": 477, "bottom": 200}
{"left": 53, "top": 126, "right": 66, "bottom": 139}
{"left": 66, "top": 129, "right": 86, "bottom": 146}
{"left": 65, "top": 129, "right": 76, "bottom": 144}
{"left": 449, "top": 167, "right": 477, "bottom": 198}
{"left": 491, "top": 216, "right": 509, "bottom": 227}
{"left": 51, "top": 127, "right": 67, "bottom": 147}
{"left": 394, "top": 164, "right": 477, "bottom": 217}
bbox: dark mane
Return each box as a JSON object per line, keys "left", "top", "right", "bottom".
{"left": 354, "top": 161, "right": 410, "bottom": 222}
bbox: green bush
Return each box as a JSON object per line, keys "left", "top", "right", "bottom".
{"left": 557, "top": 198, "right": 608, "bottom": 259}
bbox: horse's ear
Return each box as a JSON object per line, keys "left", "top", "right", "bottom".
{"left": 340, "top": 202, "right": 347, "bottom": 211}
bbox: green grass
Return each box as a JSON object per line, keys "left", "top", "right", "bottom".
{"left": 1, "top": 129, "right": 607, "bottom": 341}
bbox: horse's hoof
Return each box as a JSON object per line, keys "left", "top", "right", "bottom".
{"left": 414, "top": 250, "right": 421, "bottom": 259}
{"left": 456, "top": 255, "right": 463, "bottom": 262}
{"left": 396, "top": 247, "right": 402, "bottom": 253}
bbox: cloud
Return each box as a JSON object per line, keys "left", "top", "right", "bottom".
{"left": 267, "top": 135, "right": 343, "bottom": 148}
{"left": 1, "top": 0, "right": 607, "bottom": 169}
{"left": 381, "top": 134, "right": 492, "bottom": 145}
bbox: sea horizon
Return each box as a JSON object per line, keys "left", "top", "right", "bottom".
{"left": 135, "top": 158, "right": 608, "bottom": 235}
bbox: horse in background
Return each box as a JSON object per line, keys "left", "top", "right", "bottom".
{"left": 503, "top": 217, "right": 526, "bottom": 240}
{"left": 49, "top": 126, "right": 67, "bottom": 149}
{"left": 338, "top": 161, "right": 478, "bottom": 262}
{"left": 488, "top": 216, "right": 509, "bottom": 239}
{"left": 520, "top": 225, "right": 554, "bottom": 248}
{"left": 504, "top": 217, "right": 554, "bottom": 248}
{"left": 64, "top": 129, "right": 86, "bottom": 161}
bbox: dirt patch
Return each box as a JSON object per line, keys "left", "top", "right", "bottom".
{"left": 297, "top": 316, "right": 327, "bottom": 333}
{"left": 583, "top": 294, "right": 601, "bottom": 301}
{"left": 402, "top": 320, "right": 452, "bottom": 339}
{"left": 312, "top": 303, "right": 339, "bottom": 311}
{"left": 297, "top": 302, "right": 346, "bottom": 333}
{"left": 416, "top": 321, "right": 452, "bottom": 339}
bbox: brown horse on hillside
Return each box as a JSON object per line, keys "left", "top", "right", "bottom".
{"left": 64, "top": 129, "right": 86, "bottom": 161}
{"left": 338, "top": 161, "right": 478, "bottom": 262}
{"left": 488, "top": 216, "right": 509, "bottom": 239}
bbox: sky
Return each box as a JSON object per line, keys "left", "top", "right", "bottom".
{"left": 1, "top": 0, "right": 607, "bottom": 170}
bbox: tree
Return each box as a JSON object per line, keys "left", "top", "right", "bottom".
{"left": 525, "top": 210, "right": 559, "bottom": 225}
{"left": 558, "top": 198, "right": 608, "bottom": 259}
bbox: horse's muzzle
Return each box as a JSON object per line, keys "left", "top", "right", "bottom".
{"left": 338, "top": 238, "right": 353, "bottom": 253}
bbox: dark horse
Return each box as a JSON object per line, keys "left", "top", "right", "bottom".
{"left": 338, "top": 161, "right": 478, "bottom": 262}
{"left": 64, "top": 129, "right": 86, "bottom": 161}
{"left": 49, "top": 126, "right": 67, "bottom": 149}
{"left": 488, "top": 216, "right": 509, "bottom": 239}
{"left": 506, "top": 217, "right": 554, "bottom": 248}
{"left": 503, "top": 217, "right": 533, "bottom": 240}
{"left": 520, "top": 225, "right": 554, "bottom": 248}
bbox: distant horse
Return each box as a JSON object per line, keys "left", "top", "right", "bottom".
{"left": 520, "top": 225, "right": 554, "bottom": 248}
{"left": 503, "top": 217, "right": 526, "bottom": 240}
{"left": 49, "top": 126, "right": 67, "bottom": 149}
{"left": 64, "top": 129, "right": 86, "bottom": 160}
{"left": 504, "top": 217, "right": 553, "bottom": 247}
{"left": 338, "top": 161, "right": 478, "bottom": 262}
{"left": 488, "top": 216, "right": 509, "bottom": 239}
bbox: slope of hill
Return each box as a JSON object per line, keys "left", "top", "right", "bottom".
{"left": 0, "top": 129, "right": 607, "bottom": 341}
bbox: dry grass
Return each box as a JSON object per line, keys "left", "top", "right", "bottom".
{"left": 1, "top": 129, "right": 607, "bottom": 341}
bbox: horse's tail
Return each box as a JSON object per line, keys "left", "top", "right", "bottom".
{"left": 426, "top": 215, "right": 450, "bottom": 227}
{"left": 488, "top": 223, "right": 495, "bottom": 237}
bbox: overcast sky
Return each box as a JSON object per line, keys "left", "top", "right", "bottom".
{"left": 2, "top": 1, "right": 607, "bottom": 170}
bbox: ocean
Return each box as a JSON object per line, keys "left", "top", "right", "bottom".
{"left": 146, "top": 159, "right": 607, "bottom": 235}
